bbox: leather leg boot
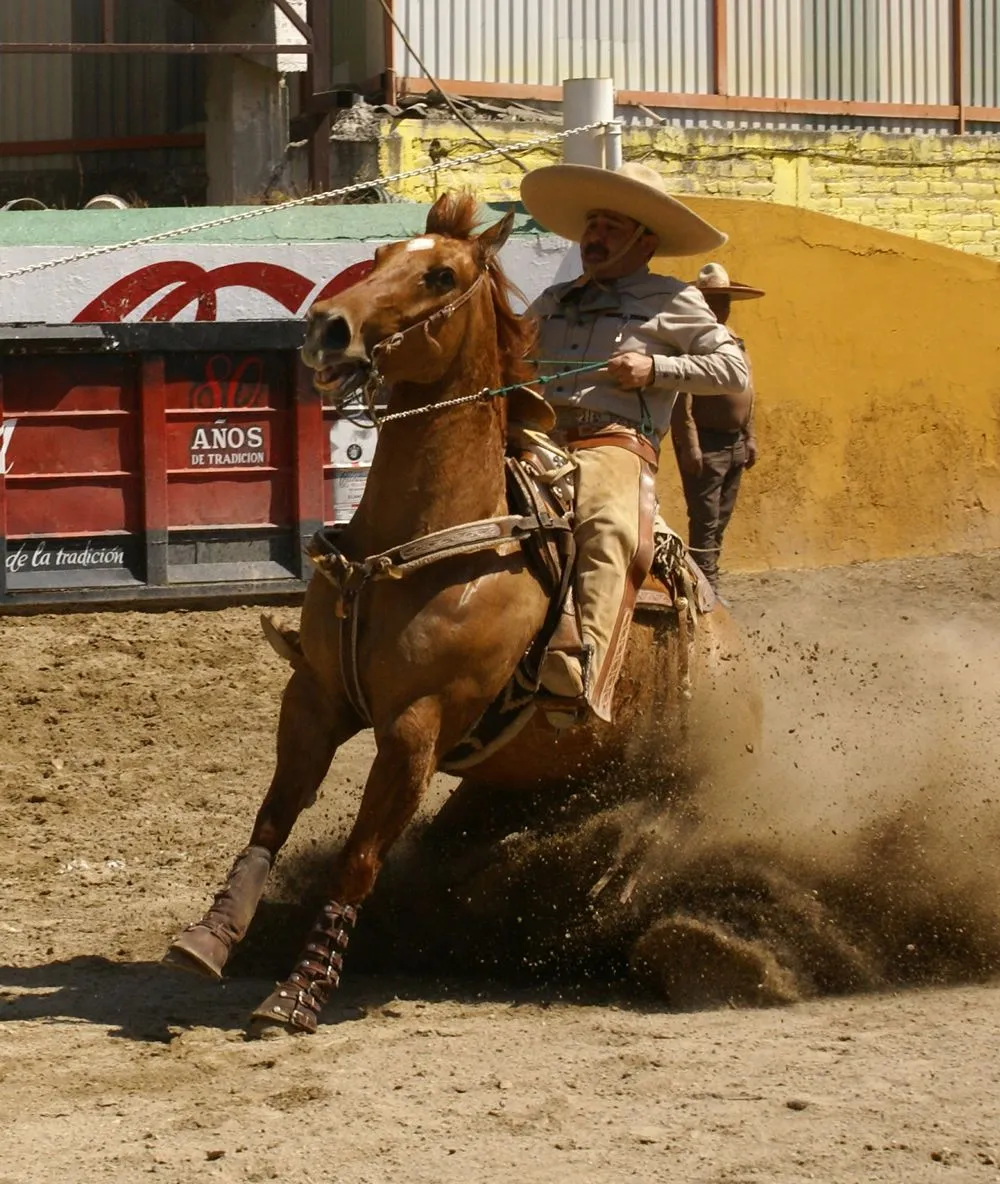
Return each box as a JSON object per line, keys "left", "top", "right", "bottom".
{"left": 164, "top": 844, "right": 272, "bottom": 979}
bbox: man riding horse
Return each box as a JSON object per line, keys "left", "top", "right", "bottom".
{"left": 521, "top": 162, "right": 749, "bottom": 720}
{"left": 162, "top": 184, "right": 761, "bottom": 1036}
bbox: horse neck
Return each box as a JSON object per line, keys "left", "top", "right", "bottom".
{"left": 348, "top": 317, "right": 508, "bottom": 552}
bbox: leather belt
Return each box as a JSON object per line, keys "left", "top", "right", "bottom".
{"left": 562, "top": 425, "right": 659, "bottom": 471}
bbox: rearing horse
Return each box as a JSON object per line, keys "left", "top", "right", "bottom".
{"left": 164, "top": 193, "right": 761, "bottom": 1034}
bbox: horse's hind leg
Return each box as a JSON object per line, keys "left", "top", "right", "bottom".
{"left": 250, "top": 700, "right": 439, "bottom": 1034}
{"left": 163, "top": 668, "right": 359, "bottom": 980}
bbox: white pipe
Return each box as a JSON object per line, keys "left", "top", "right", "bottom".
{"left": 562, "top": 77, "right": 614, "bottom": 167}
{"left": 603, "top": 119, "right": 623, "bottom": 170}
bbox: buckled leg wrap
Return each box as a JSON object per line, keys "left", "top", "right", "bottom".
{"left": 250, "top": 901, "right": 358, "bottom": 1034}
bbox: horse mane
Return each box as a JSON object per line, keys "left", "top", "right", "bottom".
{"left": 427, "top": 190, "right": 538, "bottom": 386}
{"left": 425, "top": 191, "right": 480, "bottom": 240}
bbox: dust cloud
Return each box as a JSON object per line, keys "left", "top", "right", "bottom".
{"left": 261, "top": 566, "right": 1000, "bottom": 1009}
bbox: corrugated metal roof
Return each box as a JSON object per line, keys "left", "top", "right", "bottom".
{"left": 1, "top": 1, "right": 205, "bottom": 203}
{"left": 729, "top": 0, "right": 951, "bottom": 104}
{"left": 0, "top": 0, "right": 74, "bottom": 166}
{"left": 877, "top": 0, "right": 951, "bottom": 104}
{"left": 71, "top": 0, "right": 204, "bottom": 139}
{"left": 392, "top": 0, "right": 712, "bottom": 94}
{"left": 967, "top": 0, "right": 1000, "bottom": 107}
{"left": 390, "top": 0, "right": 993, "bottom": 134}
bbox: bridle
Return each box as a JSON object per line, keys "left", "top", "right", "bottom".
{"left": 327, "top": 266, "right": 492, "bottom": 429}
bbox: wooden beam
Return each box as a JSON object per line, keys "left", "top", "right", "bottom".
{"left": 382, "top": 0, "right": 397, "bottom": 106}
{"left": 953, "top": 0, "right": 966, "bottom": 134}
{"left": 306, "top": 0, "right": 331, "bottom": 191}
{"left": 712, "top": 0, "right": 728, "bottom": 96}
{"left": 0, "top": 132, "right": 204, "bottom": 158}
{"left": 0, "top": 42, "right": 312, "bottom": 54}
{"left": 396, "top": 76, "right": 1000, "bottom": 124}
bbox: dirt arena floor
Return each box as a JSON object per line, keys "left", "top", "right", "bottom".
{"left": 1, "top": 550, "right": 999, "bottom": 1183}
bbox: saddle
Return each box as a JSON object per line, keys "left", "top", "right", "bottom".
{"left": 437, "top": 426, "right": 716, "bottom": 770}
{"left": 265, "top": 389, "right": 716, "bottom": 771}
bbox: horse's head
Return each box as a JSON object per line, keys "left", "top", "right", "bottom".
{"left": 302, "top": 193, "right": 518, "bottom": 403}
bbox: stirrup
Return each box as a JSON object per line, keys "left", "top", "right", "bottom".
{"left": 537, "top": 643, "right": 594, "bottom": 729}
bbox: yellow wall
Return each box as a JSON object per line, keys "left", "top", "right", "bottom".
{"left": 379, "top": 121, "right": 1000, "bottom": 569}
{"left": 657, "top": 197, "right": 1000, "bottom": 570}
{"left": 381, "top": 122, "right": 1000, "bottom": 258}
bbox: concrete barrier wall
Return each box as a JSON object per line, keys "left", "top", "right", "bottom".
{"left": 0, "top": 205, "right": 565, "bottom": 323}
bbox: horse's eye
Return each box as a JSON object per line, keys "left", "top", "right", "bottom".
{"left": 425, "top": 266, "right": 456, "bottom": 292}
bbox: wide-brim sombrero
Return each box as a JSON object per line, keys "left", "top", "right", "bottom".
{"left": 696, "top": 261, "right": 765, "bottom": 300}
{"left": 520, "top": 161, "right": 726, "bottom": 258}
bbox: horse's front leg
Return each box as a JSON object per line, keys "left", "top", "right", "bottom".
{"left": 250, "top": 697, "right": 441, "bottom": 1035}
{"left": 163, "top": 666, "right": 361, "bottom": 979}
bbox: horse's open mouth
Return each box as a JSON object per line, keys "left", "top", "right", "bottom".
{"left": 312, "top": 361, "right": 368, "bottom": 397}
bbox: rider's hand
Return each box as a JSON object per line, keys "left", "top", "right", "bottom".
{"left": 744, "top": 435, "right": 758, "bottom": 469}
{"left": 606, "top": 352, "right": 655, "bottom": 390}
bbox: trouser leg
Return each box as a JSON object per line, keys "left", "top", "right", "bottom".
{"left": 539, "top": 444, "right": 651, "bottom": 721}
{"left": 681, "top": 447, "right": 730, "bottom": 589}
{"left": 714, "top": 440, "right": 746, "bottom": 577}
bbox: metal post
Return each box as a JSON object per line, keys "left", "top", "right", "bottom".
{"left": 562, "top": 77, "right": 615, "bottom": 167}
{"left": 101, "top": 0, "right": 115, "bottom": 42}
{"left": 603, "top": 119, "right": 623, "bottom": 170}
{"left": 306, "top": 0, "right": 331, "bottom": 191}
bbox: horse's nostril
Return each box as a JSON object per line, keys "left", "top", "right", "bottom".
{"left": 323, "top": 316, "right": 351, "bottom": 353}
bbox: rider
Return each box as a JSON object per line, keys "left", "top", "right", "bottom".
{"left": 671, "top": 262, "right": 766, "bottom": 593}
{"left": 520, "top": 161, "right": 749, "bottom": 721}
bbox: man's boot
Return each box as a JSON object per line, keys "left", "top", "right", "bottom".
{"left": 538, "top": 648, "right": 586, "bottom": 699}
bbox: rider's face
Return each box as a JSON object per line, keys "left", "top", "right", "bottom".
{"left": 580, "top": 210, "right": 656, "bottom": 278}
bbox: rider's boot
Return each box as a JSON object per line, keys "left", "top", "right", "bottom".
{"left": 538, "top": 442, "right": 655, "bottom": 722}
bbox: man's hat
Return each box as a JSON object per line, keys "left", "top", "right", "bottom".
{"left": 695, "top": 261, "right": 765, "bottom": 300}
{"left": 520, "top": 161, "right": 726, "bottom": 258}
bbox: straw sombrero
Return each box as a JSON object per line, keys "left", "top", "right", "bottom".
{"left": 520, "top": 161, "right": 726, "bottom": 257}
{"left": 695, "top": 261, "right": 765, "bottom": 300}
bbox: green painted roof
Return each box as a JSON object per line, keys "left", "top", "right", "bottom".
{"left": 0, "top": 201, "right": 547, "bottom": 247}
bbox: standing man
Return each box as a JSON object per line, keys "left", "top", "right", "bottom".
{"left": 520, "top": 162, "right": 749, "bottom": 721}
{"left": 670, "top": 262, "right": 765, "bottom": 593}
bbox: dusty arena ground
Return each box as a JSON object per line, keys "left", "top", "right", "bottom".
{"left": 1, "top": 551, "right": 999, "bottom": 1183}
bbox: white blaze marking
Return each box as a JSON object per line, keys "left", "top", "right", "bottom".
{"left": 405, "top": 237, "right": 436, "bottom": 253}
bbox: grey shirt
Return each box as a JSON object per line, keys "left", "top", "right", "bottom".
{"left": 529, "top": 267, "right": 749, "bottom": 449}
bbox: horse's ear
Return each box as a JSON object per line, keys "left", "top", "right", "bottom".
{"left": 426, "top": 193, "right": 452, "bottom": 233}
{"left": 476, "top": 209, "right": 515, "bottom": 263}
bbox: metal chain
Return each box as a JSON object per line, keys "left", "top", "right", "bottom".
{"left": 367, "top": 361, "right": 608, "bottom": 427}
{"left": 0, "top": 121, "right": 608, "bottom": 285}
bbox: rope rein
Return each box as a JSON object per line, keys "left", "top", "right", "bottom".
{"left": 367, "top": 361, "right": 609, "bottom": 426}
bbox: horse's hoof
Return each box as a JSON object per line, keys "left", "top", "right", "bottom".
{"left": 246, "top": 1017, "right": 309, "bottom": 1041}
{"left": 249, "top": 985, "right": 318, "bottom": 1035}
{"left": 161, "top": 927, "right": 227, "bottom": 980}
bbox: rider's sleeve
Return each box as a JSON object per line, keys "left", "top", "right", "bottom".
{"left": 648, "top": 285, "right": 749, "bottom": 396}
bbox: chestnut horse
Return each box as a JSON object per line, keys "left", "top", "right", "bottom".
{"left": 164, "top": 193, "right": 760, "bottom": 1034}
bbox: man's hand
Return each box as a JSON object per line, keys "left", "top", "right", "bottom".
{"left": 606, "top": 352, "right": 654, "bottom": 390}
{"left": 744, "top": 435, "right": 758, "bottom": 469}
